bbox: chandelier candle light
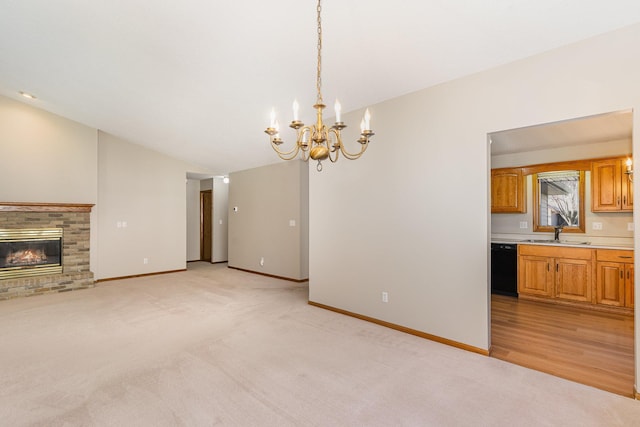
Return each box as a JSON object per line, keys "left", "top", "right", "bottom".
{"left": 264, "top": 0, "right": 374, "bottom": 171}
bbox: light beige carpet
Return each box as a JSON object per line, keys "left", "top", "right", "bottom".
{"left": 1, "top": 262, "right": 638, "bottom": 426}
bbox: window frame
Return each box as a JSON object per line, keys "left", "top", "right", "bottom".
{"left": 532, "top": 170, "right": 586, "bottom": 234}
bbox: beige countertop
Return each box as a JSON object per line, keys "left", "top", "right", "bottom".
{"left": 491, "top": 238, "right": 633, "bottom": 250}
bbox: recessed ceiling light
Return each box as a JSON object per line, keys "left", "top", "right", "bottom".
{"left": 19, "top": 91, "right": 37, "bottom": 100}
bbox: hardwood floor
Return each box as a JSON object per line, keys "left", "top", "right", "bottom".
{"left": 490, "top": 294, "right": 635, "bottom": 397}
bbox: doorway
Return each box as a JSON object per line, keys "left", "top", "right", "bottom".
{"left": 489, "top": 110, "right": 636, "bottom": 397}
{"left": 200, "top": 190, "right": 212, "bottom": 262}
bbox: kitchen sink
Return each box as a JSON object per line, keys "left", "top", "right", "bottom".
{"left": 520, "top": 239, "right": 591, "bottom": 245}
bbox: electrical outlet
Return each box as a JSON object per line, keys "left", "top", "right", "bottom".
{"left": 519, "top": 221, "right": 528, "bottom": 229}
{"left": 628, "top": 222, "right": 635, "bottom": 231}
{"left": 143, "top": 258, "right": 148, "bottom": 264}
{"left": 592, "top": 222, "right": 603, "bottom": 230}
{"left": 381, "top": 292, "right": 389, "bottom": 303}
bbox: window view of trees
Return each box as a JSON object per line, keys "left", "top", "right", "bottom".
{"left": 533, "top": 169, "right": 585, "bottom": 233}
{"left": 538, "top": 171, "right": 580, "bottom": 227}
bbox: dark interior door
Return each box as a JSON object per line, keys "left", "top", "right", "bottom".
{"left": 200, "top": 190, "right": 212, "bottom": 261}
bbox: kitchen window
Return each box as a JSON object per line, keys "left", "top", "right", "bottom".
{"left": 533, "top": 170, "right": 585, "bottom": 233}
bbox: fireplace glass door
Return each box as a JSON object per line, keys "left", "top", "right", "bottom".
{"left": 0, "top": 228, "right": 63, "bottom": 279}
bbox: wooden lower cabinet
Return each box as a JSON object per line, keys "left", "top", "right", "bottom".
{"left": 518, "top": 255, "right": 554, "bottom": 297}
{"left": 595, "top": 249, "right": 634, "bottom": 309}
{"left": 556, "top": 258, "right": 592, "bottom": 303}
{"left": 518, "top": 245, "right": 593, "bottom": 304}
{"left": 518, "top": 245, "right": 634, "bottom": 312}
{"left": 596, "top": 262, "right": 625, "bottom": 306}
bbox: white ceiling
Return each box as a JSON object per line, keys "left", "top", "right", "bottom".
{"left": 1, "top": 1, "right": 640, "bottom": 175}
{"left": 490, "top": 110, "right": 633, "bottom": 155}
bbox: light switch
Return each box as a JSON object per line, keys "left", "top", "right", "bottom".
{"left": 628, "top": 222, "right": 634, "bottom": 231}
{"left": 592, "top": 222, "right": 603, "bottom": 230}
{"left": 519, "top": 221, "right": 528, "bottom": 229}
{"left": 289, "top": 219, "right": 296, "bottom": 227}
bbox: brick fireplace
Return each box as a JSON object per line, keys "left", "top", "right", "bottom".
{"left": 0, "top": 202, "right": 95, "bottom": 300}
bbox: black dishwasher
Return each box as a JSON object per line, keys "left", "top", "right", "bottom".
{"left": 491, "top": 243, "right": 518, "bottom": 297}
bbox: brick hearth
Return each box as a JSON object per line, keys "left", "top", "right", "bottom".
{"left": 0, "top": 203, "right": 94, "bottom": 300}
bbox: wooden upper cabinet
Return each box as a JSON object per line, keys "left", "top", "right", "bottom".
{"left": 491, "top": 168, "right": 526, "bottom": 213}
{"left": 591, "top": 158, "right": 633, "bottom": 212}
{"left": 622, "top": 165, "right": 633, "bottom": 210}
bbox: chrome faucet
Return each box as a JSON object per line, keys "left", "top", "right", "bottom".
{"left": 554, "top": 225, "right": 564, "bottom": 242}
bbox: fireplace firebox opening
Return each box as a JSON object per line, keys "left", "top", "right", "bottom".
{"left": 0, "top": 228, "right": 63, "bottom": 280}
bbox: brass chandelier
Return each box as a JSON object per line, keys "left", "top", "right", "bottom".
{"left": 264, "top": 0, "right": 374, "bottom": 171}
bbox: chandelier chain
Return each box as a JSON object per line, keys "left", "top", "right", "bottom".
{"left": 316, "top": 0, "right": 323, "bottom": 105}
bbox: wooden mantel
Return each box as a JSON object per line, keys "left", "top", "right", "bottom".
{"left": 0, "top": 202, "right": 94, "bottom": 213}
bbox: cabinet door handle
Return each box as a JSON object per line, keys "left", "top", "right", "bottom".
{"left": 623, "top": 196, "right": 627, "bottom": 205}
{"left": 556, "top": 263, "right": 559, "bottom": 273}
{"left": 619, "top": 256, "right": 633, "bottom": 259}
{"left": 547, "top": 263, "right": 550, "bottom": 272}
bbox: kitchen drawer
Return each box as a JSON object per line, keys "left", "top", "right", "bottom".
{"left": 519, "top": 244, "right": 593, "bottom": 260}
{"left": 596, "top": 249, "right": 634, "bottom": 263}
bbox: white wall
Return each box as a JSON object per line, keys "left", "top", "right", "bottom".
{"left": 186, "top": 179, "right": 201, "bottom": 261}
{"left": 228, "top": 160, "right": 309, "bottom": 280}
{"left": 97, "top": 131, "right": 204, "bottom": 279}
{"left": 309, "top": 21, "right": 640, "bottom": 369}
{"left": 0, "top": 94, "right": 99, "bottom": 272}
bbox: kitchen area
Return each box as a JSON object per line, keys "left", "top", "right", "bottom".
{"left": 489, "top": 109, "right": 635, "bottom": 397}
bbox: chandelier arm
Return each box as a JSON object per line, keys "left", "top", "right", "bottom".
{"left": 270, "top": 138, "right": 303, "bottom": 160}
{"left": 326, "top": 127, "right": 371, "bottom": 160}
{"left": 271, "top": 125, "right": 315, "bottom": 160}
{"left": 300, "top": 128, "right": 312, "bottom": 162}
{"left": 328, "top": 148, "right": 339, "bottom": 163}
{"left": 339, "top": 139, "right": 370, "bottom": 160}
{"left": 271, "top": 138, "right": 301, "bottom": 157}
{"left": 327, "top": 128, "right": 341, "bottom": 163}
{"left": 301, "top": 148, "right": 311, "bottom": 162}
